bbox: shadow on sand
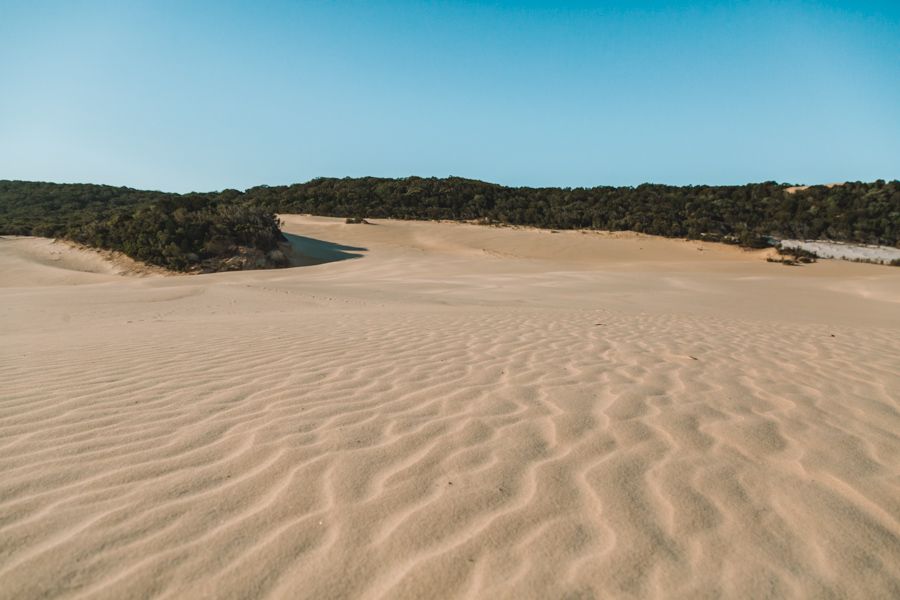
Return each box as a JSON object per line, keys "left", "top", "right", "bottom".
{"left": 283, "top": 233, "right": 367, "bottom": 267}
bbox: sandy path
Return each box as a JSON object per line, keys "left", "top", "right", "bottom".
{"left": 1, "top": 218, "right": 899, "bottom": 599}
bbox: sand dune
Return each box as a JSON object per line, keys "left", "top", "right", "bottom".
{"left": 0, "top": 237, "right": 168, "bottom": 287}
{"left": 1, "top": 217, "right": 899, "bottom": 599}
{"left": 784, "top": 183, "right": 845, "bottom": 194}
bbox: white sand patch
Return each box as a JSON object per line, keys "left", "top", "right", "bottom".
{"left": 780, "top": 239, "right": 900, "bottom": 264}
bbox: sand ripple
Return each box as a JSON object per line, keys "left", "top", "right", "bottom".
{"left": 1, "top": 219, "right": 899, "bottom": 599}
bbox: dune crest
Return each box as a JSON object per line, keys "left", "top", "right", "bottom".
{"left": 1, "top": 217, "right": 899, "bottom": 598}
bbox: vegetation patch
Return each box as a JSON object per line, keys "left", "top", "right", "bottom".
{"left": 0, "top": 182, "right": 286, "bottom": 272}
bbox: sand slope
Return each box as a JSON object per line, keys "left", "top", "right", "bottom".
{"left": 1, "top": 218, "right": 899, "bottom": 599}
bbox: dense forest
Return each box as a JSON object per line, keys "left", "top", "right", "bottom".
{"left": 1, "top": 178, "right": 898, "bottom": 271}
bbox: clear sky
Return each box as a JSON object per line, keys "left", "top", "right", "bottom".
{"left": 1, "top": 1, "right": 898, "bottom": 192}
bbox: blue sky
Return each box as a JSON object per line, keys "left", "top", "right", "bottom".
{"left": 1, "top": 1, "right": 898, "bottom": 192}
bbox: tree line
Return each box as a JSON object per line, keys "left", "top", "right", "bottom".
{"left": 1, "top": 178, "right": 897, "bottom": 271}
{"left": 244, "top": 177, "right": 899, "bottom": 248}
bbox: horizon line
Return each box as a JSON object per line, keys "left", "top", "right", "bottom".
{"left": 5, "top": 176, "right": 899, "bottom": 196}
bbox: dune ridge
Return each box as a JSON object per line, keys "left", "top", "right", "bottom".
{"left": 1, "top": 217, "right": 899, "bottom": 599}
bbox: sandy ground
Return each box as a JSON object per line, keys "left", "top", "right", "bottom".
{"left": 1, "top": 216, "right": 899, "bottom": 599}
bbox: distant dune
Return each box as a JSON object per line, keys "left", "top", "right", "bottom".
{"left": 1, "top": 217, "right": 899, "bottom": 598}
{"left": 784, "top": 182, "right": 845, "bottom": 194}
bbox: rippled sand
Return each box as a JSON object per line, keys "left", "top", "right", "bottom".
{"left": 2, "top": 218, "right": 899, "bottom": 599}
